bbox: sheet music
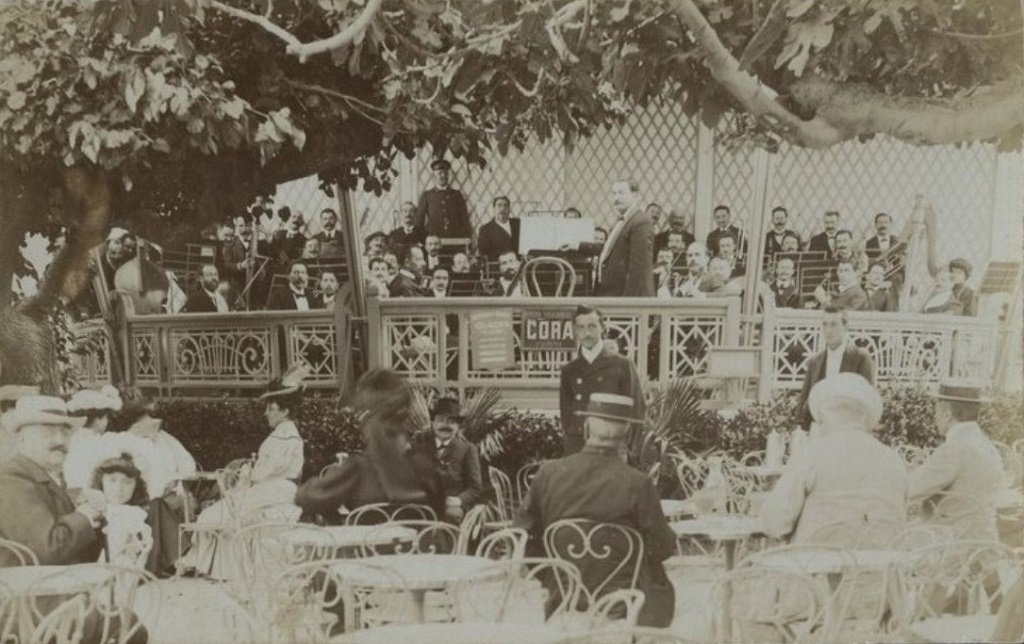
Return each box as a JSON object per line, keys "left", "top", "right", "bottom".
{"left": 518, "top": 217, "right": 594, "bottom": 254}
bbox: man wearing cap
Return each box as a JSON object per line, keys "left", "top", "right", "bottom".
{"left": 761, "top": 373, "right": 907, "bottom": 545}
{"left": 414, "top": 159, "right": 471, "bottom": 238}
{"left": 908, "top": 382, "right": 1004, "bottom": 541}
{"left": 0, "top": 396, "right": 106, "bottom": 565}
{"left": 423, "top": 397, "right": 482, "bottom": 522}
{"left": 795, "top": 305, "right": 876, "bottom": 430}
{"left": 559, "top": 305, "right": 644, "bottom": 456}
{"left": 515, "top": 391, "right": 676, "bottom": 627}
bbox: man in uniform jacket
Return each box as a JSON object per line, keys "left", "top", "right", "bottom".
{"left": 597, "top": 180, "right": 654, "bottom": 297}
{"left": 421, "top": 397, "right": 483, "bottom": 523}
{"left": 477, "top": 195, "right": 520, "bottom": 261}
{"left": 0, "top": 396, "right": 104, "bottom": 566}
{"left": 795, "top": 305, "right": 876, "bottom": 430}
{"left": 414, "top": 159, "right": 471, "bottom": 238}
{"left": 559, "top": 306, "right": 644, "bottom": 455}
{"left": 515, "top": 392, "right": 676, "bottom": 628}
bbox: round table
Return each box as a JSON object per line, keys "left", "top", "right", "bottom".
{"left": 332, "top": 622, "right": 563, "bottom": 643}
{"left": 910, "top": 615, "right": 997, "bottom": 643}
{"left": 333, "top": 554, "right": 502, "bottom": 623}
{"left": 283, "top": 525, "right": 417, "bottom": 551}
{"left": 134, "top": 578, "right": 260, "bottom": 644}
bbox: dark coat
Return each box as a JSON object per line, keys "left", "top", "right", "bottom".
{"left": 182, "top": 289, "right": 220, "bottom": 314}
{"left": 950, "top": 284, "right": 978, "bottom": 316}
{"left": 267, "top": 287, "right": 322, "bottom": 311}
{"left": 423, "top": 434, "right": 483, "bottom": 507}
{"left": 771, "top": 280, "right": 801, "bottom": 308}
{"left": 598, "top": 211, "right": 654, "bottom": 297}
{"left": 414, "top": 188, "right": 471, "bottom": 238}
{"left": 765, "top": 228, "right": 798, "bottom": 257}
{"left": 559, "top": 350, "right": 644, "bottom": 455}
{"left": 388, "top": 226, "right": 426, "bottom": 251}
{"left": 796, "top": 344, "right": 877, "bottom": 429}
{"left": 653, "top": 229, "right": 694, "bottom": 253}
{"left": 477, "top": 219, "right": 520, "bottom": 261}
{"left": 0, "top": 455, "right": 101, "bottom": 565}
{"left": 833, "top": 284, "right": 869, "bottom": 311}
{"left": 388, "top": 271, "right": 429, "bottom": 298}
{"left": 706, "top": 224, "right": 745, "bottom": 257}
{"left": 314, "top": 231, "right": 345, "bottom": 259}
{"left": 864, "top": 285, "right": 898, "bottom": 312}
{"left": 807, "top": 232, "right": 835, "bottom": 258}
{"left": 514, "top": 446, "right": 677, "bottom": 628}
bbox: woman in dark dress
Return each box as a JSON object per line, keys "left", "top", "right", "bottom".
{"left": 295, "top": 369, "right": 443, "bottom": 523}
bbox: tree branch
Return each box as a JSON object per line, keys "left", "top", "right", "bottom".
{"left": 210, "top": 0, "right": 383, "bottom": 63}
{"left": 668, "top": 0, "right": 846, "bottom": 148}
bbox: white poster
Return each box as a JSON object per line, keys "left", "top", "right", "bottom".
{"left": 518, "top": 217, "right": 594, "bottom": 254}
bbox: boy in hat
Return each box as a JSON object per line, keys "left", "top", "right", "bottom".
{"left": 427, "top": 397, "right": 482, "bottom": 522}
{"left": 0, "top": 396, "right": 105, "bottom": 565}
{"left": 909, "top": 381, "right": 1003, "bottom": 540}
{"left": 515, "top": 392, "right": 676, "bottom": 628}
{"left": 414, "top": 158, "right": 471, "bottom": 238}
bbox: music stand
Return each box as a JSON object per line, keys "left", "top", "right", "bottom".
{"left": 449, "top": 272, "right": 482, "bottom": 297}
{"left": 979, "top": 261, "right": 1021, "bottom": 295}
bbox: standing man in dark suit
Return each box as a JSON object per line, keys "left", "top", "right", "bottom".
{"left": 807, "top": 210, "right": 841, "bottom": 258}
{"left": 597, "top": 179, "right": 654, "bottom": 297}
{"left": 423, "top": 397, "right": 482, "bottom": 523}
{"left": 477, "top": 195, "right": 520, "bottom": 261}
{"left": 387, "top": 245, "right": 430, "bottom": 297}
{"left": 765, "top": 206, "right": 799, "bottom": 258}
{"left": 414, "top": 159, "right": 471, "bottom": 238}
{"left": 314, "top": 208, "right": 344, "bottom": 259}
{"left": 559, "top": 305, "right": 645, "bottom": 455}
{"left": 268, "top": 260, "right": 321, "bottom": 310}
{"left": 182, "top": 264, "right": 230, "bottom": 313}
{"left": 795, "top": 305, "right": 876, "bottom": 429}
{"left": 706, "top": 205, "right": 745, "bottom": 258}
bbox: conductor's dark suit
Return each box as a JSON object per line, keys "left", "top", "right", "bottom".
{"left": 477, "top": 219, "right": 520, "bottom": 261}
{"left": 559, "top": 350, "right": 644, "bottom": 455}
{"left": 795, "top": 344, "right": 876, "bottom": 429}
{"left": 597, "top": 210, "right": 654, "bottom": 297}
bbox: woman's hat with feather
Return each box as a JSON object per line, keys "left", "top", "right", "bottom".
{"left": 259, "top": 364, "right": 311, "bottom": 407}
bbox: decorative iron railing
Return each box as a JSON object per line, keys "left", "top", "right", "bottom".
{"left": 769, "top": 309, "right": 998, "bottom": 389}
{"left": 70, "top": 319, "right": 112, "bottom": 388}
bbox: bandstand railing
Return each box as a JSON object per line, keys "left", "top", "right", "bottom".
{"left": 768, "top": 309, "right": 999, "bottom": 390}
{"left": 70, "top": 319, "right": 113, "bottom": 388}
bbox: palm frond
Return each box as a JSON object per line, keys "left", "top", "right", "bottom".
{"left": 644, "top": 377, "right": 715, "bottom": 456}
{"left": 408, "top": 384, "right": 432, "bottom": 433}
{"left": 461, "top": 386, "right": 502, "bottom": 436}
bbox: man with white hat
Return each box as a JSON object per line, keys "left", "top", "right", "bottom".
{"left": 515, "top": 391, "right": 676, "bottom": 627}
{"left": 909, "top": 382, "right": 1004, "bottom": 541}
{"left": 0, "top": 396, "right": 106, "bottom": 565}
{"left": 760, "top": 373, "right": 907, "bottom": 545}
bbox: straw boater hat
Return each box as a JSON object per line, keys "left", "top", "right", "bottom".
{"left": 1, "top": 395, "right": 85, "bottom": 433}
{"left": 935, "top": 381, "right": 989, "bottom": 404}
{"left": 67, "top": 386, "right": 123, "bottom": 415}
{"left": 808, "top": 373, "right": 883, "bottom": 428}
{"left": 575, "top": 392, "right": 642, "bottom": 424}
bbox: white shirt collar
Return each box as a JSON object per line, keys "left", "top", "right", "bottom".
{"left": 290, "top": 287, "right": 307, "bottom": 298}
{"left": 580, "top": 342, "right": 603, "bottom": 364}
{"left": 826, "top": 339, "right": 847, "bottom": 357}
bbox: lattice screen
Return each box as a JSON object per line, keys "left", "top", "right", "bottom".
{"left": 274, "top": 176, "right": 340, "bottom": 237}
{"left": 711, "top": 115, "right": 759, "bottom": 230}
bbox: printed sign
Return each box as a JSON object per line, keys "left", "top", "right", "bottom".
{"left": 469, "top": 309, "right": 516, "bottom": 371}
{"left": 521, "top": 310, "right": 576, "bottom": 350}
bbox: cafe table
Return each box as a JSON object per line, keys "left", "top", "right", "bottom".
{"left": 332, "top": 622, "right": 564, "bottom": 643}
{"left": 332, "top": 553, "right": 502, "bottom": 624}
{"left": 282, "top": 524, "right": 417, "bottom": 556}
{"left": 0, "top": 563, "right": 116, "bottom": 642}
{"left": 910, "top": 615, "right": 998, "bottom": 643}
{"left": 670, "top": 515, "right": 764, "bottom": 640}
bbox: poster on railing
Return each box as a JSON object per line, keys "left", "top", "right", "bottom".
{"left": 469, "top": 309, "right": 516, "bottom": 371}
{"left": 521, "top": 310, "right": 576, "bottom": 350}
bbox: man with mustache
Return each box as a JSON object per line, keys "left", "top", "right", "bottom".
{"left": 0, "top": 396, "right": 105, "bottom": 565}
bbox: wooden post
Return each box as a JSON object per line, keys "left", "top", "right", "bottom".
{"left": 694, "top": 122, "right": 715, "bottom": 242}
{"left": 335, "top": 185, "right": 366, "bottom": 318}
{"left": 365, "top": 295, "right": 382, "bottom": 371}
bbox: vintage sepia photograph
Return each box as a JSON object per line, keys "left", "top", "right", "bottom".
{"left": 0, "top": 0, "right": 1021, "bottom": 642}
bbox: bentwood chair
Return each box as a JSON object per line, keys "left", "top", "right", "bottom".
{"left": 0, "top": 538, "right": 39, "bottom": 566}
{"left": 345, "top": 502, "right": 436, "bottom": 526}
{"left": 542, "top": 519, "right": 644, "bottom": 613}
{"left": 451, "top": 557, "right": 584, "bottom": 627}
{"left": 515, "top": 461, "right": 544, "bottom": 503}
{"left": 360, "top": 520, "right": 460, "bottom": 557}
{"left": 521, "top": 256, "right": 577, "bottom": 297}
{"left": 475, "top": 527, "right": 528, "bottom": 560}
{"left": 713, "top": 565, "right": 832, "bottom": 643}
{"left": 487, "top": 467, "right": 516, "bottom": 525}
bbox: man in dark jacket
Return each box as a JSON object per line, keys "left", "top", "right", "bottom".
{"left": 414, "top": 159, "right": 471, "bottom": 238}
{"left": 807, "top": 210, "right": 840, "bottom": 258}
{"left": 182, "top": 264, "right": 230, "bottom": 313}
{"left": 597, "top": 179, "right": 654, "bottom": 297}
{"left": 0, "top": 396, "right": 103, "bottom": 566}
{"left": 387, "top": 245, "right": 430, "bottom": 298}
{"left": 268, "top": 260, "right": 322, "bottom": 310}
{"left": 424, "top": 397, "right": 482, "bottom": 523}
{"left": 559, "top": 305, "right": 644, "bottom": 455}
{"left": 515, "top": 391, "right": 676, "bottom": 628}
{"left": 477, "top": 195, "right": 520, "bottom": 261}
{"left": 795, "top": 305, "right": 876, "bottom": 429}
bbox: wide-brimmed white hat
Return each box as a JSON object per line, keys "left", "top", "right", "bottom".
{"left": 67, "top": 386, "right": 123, "bottom": 414}
{"left": 2, "top": 395, "right": 85, "bottom": 432}
{"left": 66, "top": 432, "right": 171, "bottom": 497}
{"left": 808, "top": 373, "right": 883, "bottom": 428}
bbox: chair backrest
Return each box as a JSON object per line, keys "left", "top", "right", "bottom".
{"left": 542, "top": 519, "right": 644, "bottom": 603}
{"left": 584, "top": 588, "right": 646, "bottom": 631}
{"left": 0, "top": 580, "right": 17, "bottom": 644}
{"left": 452, "top": 557, "right": 583, "bottom": 625}
{"left": 521, "top": 256, "right": 576, "bottom": 297}
{"left": 515, "top": 461, "right": 544, "bottom": 503}
{"left": 891, "top": 523, "right": 957, "bottom": 551}
{"left": 361, "top": 520, "right": 460, "bottom": 556}
{"left": 271, "top": 560, "right": 348, "bottom": 641}
{"left": 488, "top": 467, "right": 516, "bottom": 522}
{"left": 805, "top": 518, "right": 904, "bottom": 549}
{"left": 28, "top": 564, "right": 156, "bottom": 644}
{"left": 331, "top": 560, "right": 412, "bottom": 630}
{"left": 476, "top": 527, "right": 529, "bottom": 560}
{"left": 675, "top": 458, "right": 709, "bottom": 500}
{"left": 345, "top": 502, "right": 437, "bottom": 525}
{"left": 232, "top": 522, "right": 337, "bottom": 595}
{"left": 714, "top": 565, "right": 832, "bottom": 644}
{"left": 0, "top": 537, "right": 39, "bottom": 566}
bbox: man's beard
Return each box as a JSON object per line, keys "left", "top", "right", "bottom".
{"left": 291, "top": 280, "right": 307, "bottom": 291}
{"left": 502, "top": 271, "right": 516, "bottom": 281}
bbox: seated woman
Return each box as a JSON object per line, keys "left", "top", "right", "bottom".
{"left": 64, "top": 385, "right": 123, "bottom": 490}
{"left": 89, "top": 451, "right": 157, "bottom": 569}
{"left": 295, "top": 368, "right": 443, "bottom": 524}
